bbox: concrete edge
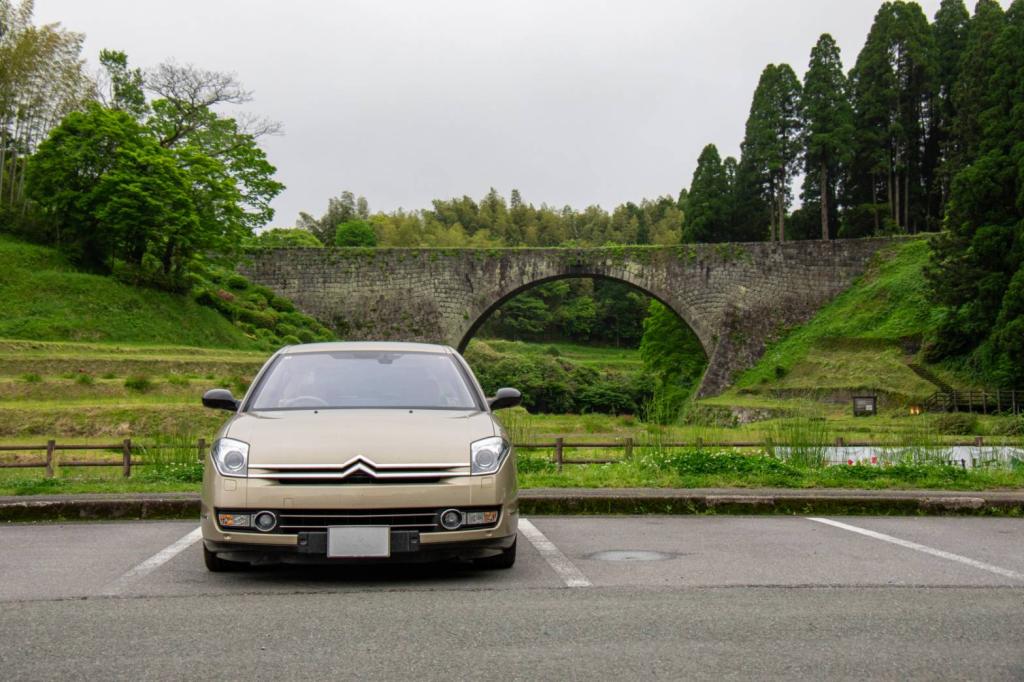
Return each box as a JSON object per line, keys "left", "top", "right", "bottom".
{"left": 1, "top": 490, "right": 1022, "bottom": 523}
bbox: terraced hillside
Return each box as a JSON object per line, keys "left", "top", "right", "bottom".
{"left": 702, "top": 238, "right": 973, "bottom": 417}
{"left": 0, "top": 340, "right": 267, "bottom": 440}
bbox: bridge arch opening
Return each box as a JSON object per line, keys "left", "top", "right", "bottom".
{"left": 457, "top": 274, "right": 708, "bottom": 418}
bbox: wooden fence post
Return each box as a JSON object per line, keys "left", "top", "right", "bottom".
{"left": 45, "top": 439, "right": 55, "bottom": 478}
{"left": 554, "top": 437, "right": 564, "bottom": 473}
{"left": 122, "top": 438, "right": 132, "bottom": 478}
{"left": 624, "top": 437, "right": 634, "bottom": 460}
{"left": 197, "top": 437, "right": 207, "bottom": 462}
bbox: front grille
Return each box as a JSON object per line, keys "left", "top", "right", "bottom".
{"left": 248, "top": 457, "right": 470, "bottom": 484}
{"left": 273, "top": 507, "right": 501, "bottom": 533}
{"left": 277, "top": 509, "right": 441, "bottom": 533}
{"left": 272, "top": 474, "right": 450, "bottom": 486}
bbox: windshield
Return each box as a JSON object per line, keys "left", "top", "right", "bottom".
{"left": 248, "top": 351, "right": 481, "bottom": 411}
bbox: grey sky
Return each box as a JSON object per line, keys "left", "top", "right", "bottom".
{"left": 35, "top": 0, "right": 980, "bottom": 227}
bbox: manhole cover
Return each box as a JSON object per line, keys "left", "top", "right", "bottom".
{"left": 587, "top": 550, "right": 673, "bottom": 562}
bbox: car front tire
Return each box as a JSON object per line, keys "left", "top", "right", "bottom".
{"left": 473, "top": 538, "right": 516, "bottom": 569}
{"left": 203, "top": 544, "right": 244, "bottom": 572}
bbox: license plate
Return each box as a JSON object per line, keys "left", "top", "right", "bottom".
{"left": 327, "top": 526, "right": 390, "bottom": 558}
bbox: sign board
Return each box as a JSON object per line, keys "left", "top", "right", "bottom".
{"left": 852, "top": 395, "right": 877, "bottom": 417}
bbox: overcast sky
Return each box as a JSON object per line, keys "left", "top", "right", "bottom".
{"left": 33, "top": 0, "right": 991, "bottom": 227}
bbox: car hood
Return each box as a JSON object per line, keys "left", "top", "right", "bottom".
{"left": 225, "top": 409, "right": 497, "bottom": 466}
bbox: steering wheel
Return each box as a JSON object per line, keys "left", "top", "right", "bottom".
{"left": 281, "top": 395, "right": 329, "bottom": 408}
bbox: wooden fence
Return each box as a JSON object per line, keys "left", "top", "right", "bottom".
{"left": 0, "top": 435, "right": 1016, "bottom": 477}
{"left": 0, "top": 438, "right": 207, "bottom": 478}
{"left": 924, "top": 389, "right": 1022, "bottom": 414}
{"left": 515, "top": 436, "right": 1007, "bottom": 472}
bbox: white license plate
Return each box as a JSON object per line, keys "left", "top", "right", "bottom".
{"left": 327, "top": 526, "right": 390, "bottom": 558}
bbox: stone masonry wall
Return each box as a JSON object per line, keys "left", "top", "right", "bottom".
{"left": 240, "top": 238, "right": 898, "bottom": 396}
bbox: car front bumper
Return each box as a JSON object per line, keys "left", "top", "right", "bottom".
{"left": 200, "top": 464, "right": 518, "bottom": 564}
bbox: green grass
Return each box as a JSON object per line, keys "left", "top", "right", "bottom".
{"left": 707, "top": 238, "right": 979, "bottom": 416}
{"left": 2, "top": 448, "right": 1020, "bottom": 496}
{"left": 468, "top": 338, "right": 644, "bottom": 373}
{"left": 0, "top": 235, "right": 260, "bottom": 348}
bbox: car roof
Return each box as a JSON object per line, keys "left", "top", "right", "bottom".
{"left": 278, "top": 341, "right": 454, "bottom": 355}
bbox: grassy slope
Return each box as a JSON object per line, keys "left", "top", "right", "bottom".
{"left": 466, "top": 339, "right": 644, "bottom": 373}
{"left": 0, "top": 235, "right": 257, "bottom": 348}
{"left": 705, "top": 238, "right": 969, "bottom": 409}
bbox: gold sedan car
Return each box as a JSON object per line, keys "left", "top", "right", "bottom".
{"left": 199, "top": 342, "right": 521, "bottom": 571}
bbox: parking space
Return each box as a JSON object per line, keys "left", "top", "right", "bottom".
{"left": 1, "top": 515, "right": 1022, "bottom": 601}
{"left": 2, "top": 515, "right": 1023, "bottom": 678}
{"left": 531, "top": 516, "right": 1024, "bottom": 588}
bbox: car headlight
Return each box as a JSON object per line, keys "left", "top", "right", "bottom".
{"left": 212, "top": 438, "right": 249, "bottom": 478}
{"left": 471, "top": 436, "right": 510, "bottom": 475}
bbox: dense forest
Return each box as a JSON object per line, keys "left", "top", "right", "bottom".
{"left": 1, "top": 0, "right": 1023, "bottom": 399}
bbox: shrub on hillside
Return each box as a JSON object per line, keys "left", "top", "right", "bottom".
{"left": 124, "top": 375, "right": 153, "bottom": 392}
{"left": 933, "top": 412, "right": 979, "bottom": 436}
{"left": 189, "top": 264, "right": 335, "bottom": 351}
{"left": 464, "top": 341, "right": 650, "bottom": 415}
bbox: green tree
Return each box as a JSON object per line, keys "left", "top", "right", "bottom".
{"left": 0, "top": 0, "right": 91, "bottom": 218}
{"left": 683, "top": 144, "right": 733, "bottom": 242}
{"left": 297, "top": 190, "right": 365, "bottom": 244}
{"left": 639, "top": 301, "right": 706, "bottom": 422}
{"left": 951, "top": 0, "right": 1006, "bottom": 170}
{"left": 927, "top": 0, "right": 970, "bottom": 218}
{"left": 844, "top": 2, "right": 936, "bottom": 235}
{"left": 927, "top": 0, "right": 1024, "bottom": 386}
{"left": 738, "top": 64, "right": 803, "bottom": 241}
{"left": 25, "top": 103, "right": 197, "bottom": 279}
{"left": 801, "top": 34, "right": 854, "bottom": 240}
{"left": 334, "top": 220, "right": 377, "bottom": 247}
{"left": 250, "top": 228, "right": 323, "bottom": 248}
{"left": 99, "top": 49, "right": 146, "bottom": 119}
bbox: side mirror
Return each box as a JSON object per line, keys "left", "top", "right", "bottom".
{"left": 202, "top": 388, "right": 240, "bottom": 412}
{"left": 488, "top": 387, "right": 522, "bottom": 411}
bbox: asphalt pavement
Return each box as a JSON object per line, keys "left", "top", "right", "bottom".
{"left": 1, "top": 516, "right": 1022, "bottom": 680}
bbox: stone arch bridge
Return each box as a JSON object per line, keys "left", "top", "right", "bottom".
{"left": 241, "top": 238, "right": 896, "bottom": 396}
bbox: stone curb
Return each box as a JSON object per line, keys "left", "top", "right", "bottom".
{"left": 1, "top": 488, "right": 1022, "bottom": 522}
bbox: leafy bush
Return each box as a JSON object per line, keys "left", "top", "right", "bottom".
{"left": 640, "top": 449, "right": 796, "bottom": 477}
{"left": 74, "top": 373, "right": 94, "bottom": 385}
{"left": 20, "top": 373, "right": 42, "bottom": 383}
{"left": 124, "top": 375, "right": 153, "bottom": 392}
{"left": 249, "top": 228, "right": 323, "bottom": 248}
{"left": 465, "top": 341, "right": 649, "bottom": 414}
{"left": 335, "top": 220, "right": 377, "bottom": 247}
{"left": 933, "top": 412, "right": 979, "bottom": 436}
{"left": 189, "top": 263, "right": 335, "bottom": 351}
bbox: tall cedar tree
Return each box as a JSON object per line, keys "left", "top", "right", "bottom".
{"left": 926, "top": 0, "right": 969, "bottom": 221}
{"left": 801, "top": 34, "right": 854, "bottom": 240}
{"left": 926, "top": 0, "right": 1024, "bottom": 386}
{"left": 951, "top": 0, "right": 1006, "bottom": 169}
{"left": 683, "top": 144, "right": 734, "bottom": 243}
{"left": 738, "top": 64, "right": 802, "bottom": 241}
{"left": 845, "top": 2, "right": 936, "bottom": 235}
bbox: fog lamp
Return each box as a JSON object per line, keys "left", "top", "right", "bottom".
{"left": 253, "top": 511, "right": 277, "bottom": 532}
{"left": 439, "top": 509, "right": 464, "bottom": 530}
{"left": 217, "top": 512, "right": 251, "bottom": 528}
{"left": 465, "top": 511, "right": 498, "bottom": 526}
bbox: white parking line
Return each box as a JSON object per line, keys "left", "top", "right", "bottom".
{"left": 808, "top": 517, "right": 1024, "bottom": 581}
{"left": 100, "top": 527, "right": 203, "bottom": 596}
{"left": 519, "top": 518, "right": 591, "bottom": 588}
